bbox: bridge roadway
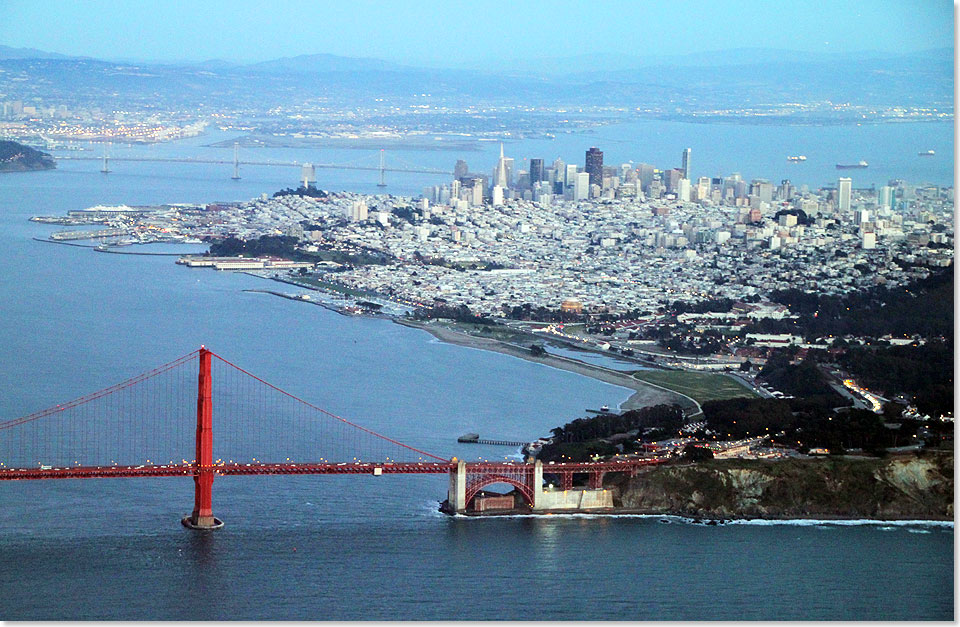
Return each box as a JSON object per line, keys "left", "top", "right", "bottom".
{"left": 56, "top": 155, "right": 451, "bottom": 176}
{"left": 0, "top": 459, "right": 661, "bottom": 481}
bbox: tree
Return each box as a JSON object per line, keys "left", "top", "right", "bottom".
{"left": 682, "top": 445, "right": 714, "bottom": 462}
{"left": 739, "top": 360, "right": 753, "bottom": 372}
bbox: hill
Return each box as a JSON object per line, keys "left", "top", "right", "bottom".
{"left": 614, "top": 453, "right": 953, "bottom": 520}
{"left": 0, "top": 140, "right": 56, "bottom": 172}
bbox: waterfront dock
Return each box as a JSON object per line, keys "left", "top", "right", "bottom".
{"left": 457, "top": 433, "right": 527, "bottom": 447}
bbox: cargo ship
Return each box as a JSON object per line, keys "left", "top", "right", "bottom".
{"left": 919, "top": 150, "right": 935, "bottom": 156}
{"left": 836, "top": 160, "right": 868, "bottom": 169}
{"left": 787, "top": 155, "right": 807, "bottom": 162}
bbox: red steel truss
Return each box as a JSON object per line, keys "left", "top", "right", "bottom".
{"left": 0, "top": 347, "right": 666, "bottom": 524}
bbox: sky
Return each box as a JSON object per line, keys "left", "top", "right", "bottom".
{"left": 0, "top": 0, "right": 954, "bottom": 66}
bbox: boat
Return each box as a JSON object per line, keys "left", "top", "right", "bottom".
{"left": 787, "top": 155, "right": 807, "bottom": 162}
{"left": 836, "top": 160, "right": 868, "bottom": 169}
{"left": 919, "top": 150, "right": 935, "bottom": 156}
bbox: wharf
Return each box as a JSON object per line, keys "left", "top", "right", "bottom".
{"left": 457, "top": 433, "right": 527, "bottom": 447}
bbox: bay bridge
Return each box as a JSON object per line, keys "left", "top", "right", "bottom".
{"left": 55, "top": 143, "right": 453, "bottom": 186}
{"left": 0, "top": 347, "right": 662, "bottom": 528}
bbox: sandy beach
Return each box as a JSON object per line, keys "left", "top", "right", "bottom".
{"left": 395, "top": 319, "right": 699, "bottom": 414}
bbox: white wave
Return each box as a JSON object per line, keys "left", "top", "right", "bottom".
{"left": 442, "top": 512, "right": 953, "bottom": 527}
{"left": 724, "top": 518, "right": 953, "bottom": 528}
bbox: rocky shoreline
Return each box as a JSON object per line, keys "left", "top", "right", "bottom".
{"left": 610, "top": 454, "right": 954, "bottom": 522}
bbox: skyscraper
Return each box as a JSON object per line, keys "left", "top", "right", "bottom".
{"left": 529, "top": 158, "right": 544, "bottom": 185}
{"left": 574, "top": 172, "right": 590, "bottom": 201}
{"left": 837, "top": 177, "right": 852, "bottom": 211}
{"left": 585, "top": 147, "right": 603, "bottom": 187}
{"left": 454, "top": 159, "right": 469, "bottom": 179}
{"left": 493, "top": 143, "right": 509, "bottom": 189}
{"left": 637, "top": 163, "right": 655, "bottom": 190}
{"left": 681, "top": 148, "right": 692, "bottom": 180}
{"left": 471, "top": 178, "right": 484, "bottom": 206}
{"left": 878, "top": 185, "right": 895, "bottom": 210}
{"left": 503, "top": 157, "right": 514, "bottom": 187}
{"left": 663, "top": 168, "right": 682, "bottom": 194}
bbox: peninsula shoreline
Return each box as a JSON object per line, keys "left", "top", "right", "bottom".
{"left": 393, "top": 318, "right": 695, "bottom": 413}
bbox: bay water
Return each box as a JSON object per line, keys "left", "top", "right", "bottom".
{"left": 0, "top": 122, "right": 952, "bottom": 620}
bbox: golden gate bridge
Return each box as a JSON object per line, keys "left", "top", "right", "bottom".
{"left": 0, "top": 347, "right": 662, "bottom": 528}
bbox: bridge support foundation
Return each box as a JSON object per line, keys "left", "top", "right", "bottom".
{"left": 447, "top": 459, "right": 467, "bottom": 512}
{"left": 532, "top": 460, "right": 543, "bottom": 510}
{"left": 183, "top": 347, "right": 223, "bottom": 530}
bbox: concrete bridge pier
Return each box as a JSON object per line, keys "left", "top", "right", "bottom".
{"left": 448, "top": 459, "right": 466, "bottom": 512}
{"left": 532, "top": 459, "right": 543, "bottom": 510}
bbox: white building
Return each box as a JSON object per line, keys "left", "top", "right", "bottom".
{"left": 492, "top": 185, "right": 504, "bottom": 206}
{"left": 837, "top": 177, "right": 852, "bottom": 212}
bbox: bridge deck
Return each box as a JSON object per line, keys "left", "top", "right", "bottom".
{"left": 0, "top": 459, "right": 662, "bottom": 480}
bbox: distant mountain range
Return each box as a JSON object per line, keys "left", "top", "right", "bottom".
{"left": 1, "top": 43, "right": 951, "bottom": 76}
{"left": 0, "top": 45, "right": 952, "bottom": 112}
{"left": 0, "top": 45, "right": 86, "bottom": 60}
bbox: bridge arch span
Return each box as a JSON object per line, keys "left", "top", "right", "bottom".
{"left": 464, "top": 474, "right": 535, "bottom": 508}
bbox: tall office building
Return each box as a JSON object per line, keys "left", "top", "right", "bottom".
{"left": 493, "top": 143, "right": 509, "bottom": 189}
{"left": 878, "top": 185, "right": 894, "bottom": 209}
{"left": 454, "top": 159, "right": 469, "bottom": 179}
{"left": 552, "top": 157, "right": 565, "bottom": 179}
{"left": 778, "top": 179, "right": 793, "bottom": 201}
{"left": 585, "top": 147, "right": 603, "bottom": 187}
{"left": 837, "top": 177, "right": 852, "bottom": 211}
{"left": 637, "top": 163, "right": 655, "bottom": 190}
{"left": 574, "top": 172, "right": 590, "bottom": 201}
{"left": 681, "top": 148, "right": 692, "bottom": 180}
{"left": 751, "top": 179, "right": 774, "bottom": 203}
{"left": 471, "top": 178, "right": 484, "bottom": 206}
{"left": 565, "top": 164, "right": 579, "bottom": 187}
{"left": 663, "top": 168, "right": 682, "bottom": 194}
{"left": 529, "top": 158, "right": 544, "bottom": 185}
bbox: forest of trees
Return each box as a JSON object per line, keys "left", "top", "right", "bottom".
{"left": 758, "top": 354, "right": 849, "bottom": 409}
{"left": 412, "top": 303, "right": 495, "bottom": 325}
{"left": 839, "top": 338, "right": 953, "bottom": 417}
{"left": 272, "top": 186, "right": 328, "bottom": 199}
{"left": 699, "top": 397, "right": 929, "bottom": 455}
{"left": 209, "top": 234, "right": 302, "bottom": 259}
{"left": 749, "top": 266, "right": 953, "bottom": 339}
{"left": 538, "top": 404, "right": 684, "bottom": 462}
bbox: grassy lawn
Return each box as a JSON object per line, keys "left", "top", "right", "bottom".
{"left": 440, "top": 320, "right": 528, "bottom": 342}
{"left": 295, "top": 276, "right": 378, "bottom": 299}
{"left": 633, "top": 370, "right": 759, "bottom": 404}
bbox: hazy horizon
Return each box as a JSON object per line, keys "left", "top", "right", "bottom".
{"left": 1, "top": 0, "right": 953, "bottom": 66}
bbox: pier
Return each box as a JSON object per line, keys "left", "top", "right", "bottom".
{"left": 457, "top": 433, "right": 528, "bottom": 447}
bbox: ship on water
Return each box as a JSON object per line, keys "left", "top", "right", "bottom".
{"left": 836, "top": 160, "right": 868, "bottom": 169}
{"left": 919, "top": 150, "right": 935, "bottom": 156}
{"left": 787, "top": 155, "right": 807, "bottom": 162}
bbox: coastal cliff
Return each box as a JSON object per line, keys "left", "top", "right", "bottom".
{"left": 0, "top": 140, "right": 55, "bottom": 172}
{"left": 611, "top": 454, "right": 953, "bottom": 520}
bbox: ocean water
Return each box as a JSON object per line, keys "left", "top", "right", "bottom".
{"left": 0, "top": 123, "right": 952, "bottom": 620}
